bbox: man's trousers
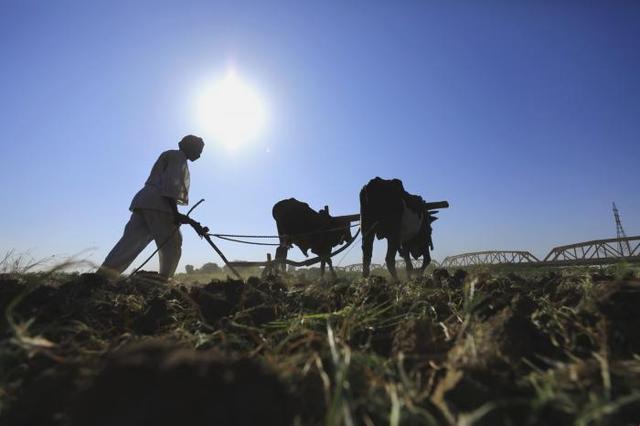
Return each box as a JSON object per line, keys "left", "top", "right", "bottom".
{"left": 100, "top": 209, "right": 182, "bottom": 278}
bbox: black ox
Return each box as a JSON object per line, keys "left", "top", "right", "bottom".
{"left": 360, "top": 177, "right": 445, "bottom": 280}
{"left": 272, "top": 198, "right": 352, "bottom": 277}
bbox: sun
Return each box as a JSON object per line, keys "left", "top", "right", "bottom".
{"left": 195, "top": 70, "right": 267, "bottom": 150}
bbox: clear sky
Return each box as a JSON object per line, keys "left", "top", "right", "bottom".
{"left": 1, "top": 1, "right": 639, "bottom": 271}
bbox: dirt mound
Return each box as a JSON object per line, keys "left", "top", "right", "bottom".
{"left": 0, "top": 275, "right": 25, "bottom": 313}
{"left": 593, "top": 280, "right": 640, "bottom": 357}
{"left": 353, "top": 275, "right": 397, "bottom": 305}
{"left": 432, "top": 268, "right": 466, "bottom": 289}
{"left": 2, "top": 356, "right": 83, "bottom": 426}
{"left": 432, "top": 367, "right": 532, "bottom": 425}
{"left": 392, "top": 317, "right": 450, "bottom": 366}
{"left": 72, "top": 340, "right": 294, "bottom": 426}
{"left": 188, "top": 277, "right": 285, "bottom": 326}
{"left": 132, "top": 296, "right": 173, "bottom": 334}
{"left": 188, "top": 280, "right": 244, "bottom": 323}
{"left": 449, "top": 295, "right": 557, "bottom": 370}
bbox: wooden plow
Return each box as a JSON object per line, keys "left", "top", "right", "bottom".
{"left": 202, "top": 198, "right": 449, "bottom": 277}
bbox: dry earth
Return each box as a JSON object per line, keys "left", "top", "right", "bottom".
{"left": 1, "top": 265, "right": 639, "bottom": 425}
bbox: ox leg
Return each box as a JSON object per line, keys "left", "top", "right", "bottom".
{"left": 401, "top": 250, "right": 414, "bottom": 279}
{"left": 326, "top": 256, "right": 337, "bottom": 279}
{"left": 361, "top": 231, "right": 375, "bottom": 278}
{"left": 420, "top": 251, "right": 432, "bottom": 274}
{"left": 386, "top": 240, "right": 400, "bottom": 282}
{"left": 319, "top": 256, "right": 337, "bottom": 279}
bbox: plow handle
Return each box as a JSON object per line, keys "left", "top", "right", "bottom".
{"left": 181, "top": 204, "right": 243, "bottom": 280}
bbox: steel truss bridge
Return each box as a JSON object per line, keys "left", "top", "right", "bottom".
{"left": 541, "top": 236, "right": 640, "bottom": 266}
{"left": 394, "top": 259, "right": 440, "bottom": 269}
{"left": 440, "top": 236, "right": 640, "bottom": 268}
{"left": 441, "top": 251, "right": 539, "bottom": 267}
{"left": 338, "top": 263, "right": 383, "bottom": 273}
{"left": 337, "top": 259, "right": 441, "bottom": 272}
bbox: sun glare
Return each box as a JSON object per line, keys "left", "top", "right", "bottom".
{"left": 196, "top": 70, "right": 267, "bottom": 150}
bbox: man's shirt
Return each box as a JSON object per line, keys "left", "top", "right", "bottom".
{"left": 129, "top": 150, "right": 190, "bottom": 213}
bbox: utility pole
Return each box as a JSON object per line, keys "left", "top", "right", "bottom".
{"left": 613, "top": 202, "right": 631, "bottom": 256}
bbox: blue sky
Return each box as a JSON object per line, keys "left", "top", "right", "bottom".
{"left": 1, "top": 1, "right": 639, "bottom": 271}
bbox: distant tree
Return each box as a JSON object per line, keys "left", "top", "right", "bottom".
{"left": 185, "top": 264, "right": 195, "bottom": 274}
{"left": 199, "top": 262, "right": 220, "bottom": 273}
{"left": 223, "top": 263, "right": 260, "bottom": 277}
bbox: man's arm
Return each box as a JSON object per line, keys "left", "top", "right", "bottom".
{"left": 164, "top": 196, "right": 208, "bottom": 235}
{"left": 164, "top": 196, "right": 187, "bottom": 225}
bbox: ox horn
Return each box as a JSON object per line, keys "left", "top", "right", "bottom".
{"left": 424, "top": 201, "right": 449, "bottom": 211}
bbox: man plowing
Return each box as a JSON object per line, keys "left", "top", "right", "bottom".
{"left": 98, "top": 135, "right": 206, "bottom": 281}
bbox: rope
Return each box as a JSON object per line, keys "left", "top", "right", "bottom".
{"left": 227, "top": 228, "right": 363, "bottom": 268}
{"left": 335, "top": 234, "right": 362, "bottom": 267}
{"left": 282, "top": 228, "right": 361, "bottom": 267}
{"left": 210, "top": 222, "right": 361, "bottom": 243}
{"left": 213, "top": 234, "right": 280, "bottom": 239}
{"left": 214, "top": 235, "right": 281, "bottom": 246}
{"left": 336, "top": 221, "right": 378, "bottom": 267}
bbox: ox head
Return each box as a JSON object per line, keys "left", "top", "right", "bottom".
{"left": 403, "top": 209, "right": 439, "bottom": 260}
{"left": 422, "top": 200, "right": 447, "bottom": 251}
{"left": 328, "top": 217, "right": 352, "bottom": 248}
{"left": 316, "top": 208, "right": 352, "bottom": 251}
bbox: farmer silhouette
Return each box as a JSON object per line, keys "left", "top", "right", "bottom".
{"left": 98, "top": 135, "right": 205, "bottom": 281}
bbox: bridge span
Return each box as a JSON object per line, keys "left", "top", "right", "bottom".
{"left": 441, "top": 251, "right": 539, "bottom": 267}
{"left": 440, "top": 236, "right": 640, "bottom": 268}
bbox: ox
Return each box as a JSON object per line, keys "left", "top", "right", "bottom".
{"left": 272, "top": 198, "right": 352, "bottom": 277}
{"left": 360, "top": 177, "right": 446, "bottom": 280}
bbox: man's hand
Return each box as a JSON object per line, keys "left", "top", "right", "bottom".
{"left": 175, "top": 213, "right": 190, "bottom": 225}
{"left": 190, "top": 220, "right": 209, "bottom": 237}
{"left": 178, "top": 215, "right": 209, "bottom": 236}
